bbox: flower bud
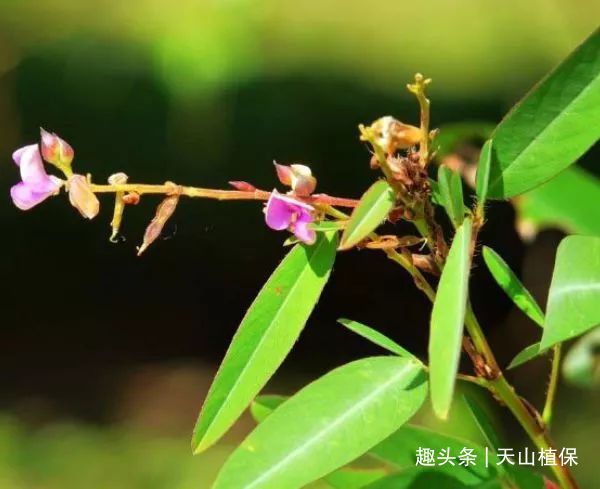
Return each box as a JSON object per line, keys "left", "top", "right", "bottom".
{"left": 371, "top": 116, "right": 422, "bottom": 154}
{"left": 68, "top": 174, "right": 100, "bottom": 219}
{"left": 273, "top": 162, "right": 317, "bottom": 196}
{"left": 229, "top": 180, "right": 257, "bottom": 192}
{"left": 40, "top": 128, "right": 74, "bottom": 168}
{"left": 108, "top": 172, "right": 129, "bottom": 185}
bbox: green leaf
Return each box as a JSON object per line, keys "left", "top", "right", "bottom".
{"left": 251, "top": 396, "right": 497, "bottom": 486}
{"left": 475, "top": 140, "right": 493, "bottom": 205}
{"left": 507, "top": 342, "right": 545, "bottom": 370}
{"left": 309, "top": 220, "right": 348, "bottom": 232}
{"left": 437, "top": 166, "right": 465, "bottom": 228}
{"left": 250, "top": 395, "right": 288, "bottom": 424}
{"left": 541, "top": 235, "right": 600, "bottom": 349}
{"left": 563, "top": 326, "right": 600, "bottom": 388}
{"left": 482, "top": 246, "right": 545, "bottom": 327}
{"left": 337, "top": 318, "right": 414, "bottom": 358}
{"left": 363, "top": 469, "right": 471, "bottom": 489}
{"left": 487, "top": 27, "right": 600, "bottom": 199}
{"left": 434, "top": 121, "right": 495, "bottom": 161}
{"left": 192, "top": 233, "right": 338, "bottom": 453}
{"left": 463, "top": 393, "right": 502, "bottom": 451}
{"left": 429, "top": 218, "right": 473, "bottom": 419}
{"left": 371, "top": 425, "right": 498, "bottom": 484}
{"left": 515, "top": 166, "right": 600, "bottom": 237}
{"left": 325, "top": 467, "right": 388, "bottom": 489}
{"left": 213, "top": 357, "right": 427, "bottom": 489}
{"left": 339, "top": 180, "right": 396, "bottom": 250}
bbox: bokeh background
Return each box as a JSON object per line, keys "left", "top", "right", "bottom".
{"left": 1, "top": 1, "right": 599, "bottom": 487}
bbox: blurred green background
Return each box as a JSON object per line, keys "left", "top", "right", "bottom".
{"left": 1, "top": 1, "right": 599, "bottom": 487}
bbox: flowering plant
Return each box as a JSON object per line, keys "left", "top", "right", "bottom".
{"left": 10, "top": 27, "right": 600, "bottom": 489}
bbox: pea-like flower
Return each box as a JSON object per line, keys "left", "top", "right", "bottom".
{"left": 273, "top": 162, "right": 317, "bottom": 197}
{"left": 10, "top": 144, "right": 62, "bottom": 210}
{"left": 264, "top": 191, "right": 316, "bottom": 244}
{"left": 40, "top": 128, "right": 74, "bottom": 168}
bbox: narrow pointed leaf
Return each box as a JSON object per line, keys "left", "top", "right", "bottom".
{"left": 507, "top": 342, "right": 545, "bottom": 370}
{"left": 515, "top": 166, "right": 600, "bottom": 237}
{"left": 213, "top": 357, "right": 427, "bottom": 489}
{"left": 325, "top": 467, "right": 388, "bottom": 489}
{"left": 463, "top": 393, "right": 503, "bottom": 450}
{"left": 482, "top": 246, "right": 545, "bottom": 327}
{"left": 476, "top": 140, "right": 493, "bottom": 205}
{"left": 251, "top": 395, "right": 497, "bottom": 486}
{"left": 338, "top": 318, "right": 414, "bottom": 358}
{"left": 429, "top": 218, "right": 473, "bottom": 419}
{"left": 437, "top": 165, "right": 465, "bottom": 228}
{"left": 339, "top": 180, "right": 395, "bottom": 250}
{"left": 488, "top": 27, "right": 600, "bottom": 199}
{"left": 541, "top": 235, "right": 600, "bottom": 349}
{"left": 563, "top": 326, "right": 600, "bottom": 388}
{"left": 192, "top": 233, "right": 338, "bottom": 453}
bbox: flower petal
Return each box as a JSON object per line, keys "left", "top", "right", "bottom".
{"left": 293, "top": 219, "right": 316, "bottom": 244}
{"left": 17, "top": 145, "right": 52, "bottom": 186}
{"left": 265, "top": 191, "right": 293, "bottom": 230}
{"left": 10, "top": 182, "right": 56, "bottom": 210}
{"left": 12, "top": 144, "right": 36, "bottom": 167}
{"left": 68, "top": 174, "right": 100, "bottom": 219}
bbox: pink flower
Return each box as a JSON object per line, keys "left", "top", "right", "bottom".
{"left": 264, "top": 191, "right": 316, "bottom": 244}
{"left": 10, "top": 144, "right": 62, "bottom": 210}
{"left": 40, "top": 128, "right": 74, "bottom": 167}
{"left": 273, "top": 162, "right": 317, "bottom": 197}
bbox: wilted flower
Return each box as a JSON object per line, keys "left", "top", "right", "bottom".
{"left": 40, "top": 128, "right": 74, "bottom": 168}
{"left": 68, "top": 174, "right": 100, "bottom": 219}
{"left": 369, "top": 116, "right": 422, "bottom": 154}
{"left": 10, "top": 144, "right": 62, "bottom": 210}
{"left": 264, "top": 191, "right": 316, "bottom": 244}
{"left": 274, "top": 162, "right": 317, "bottom": 196}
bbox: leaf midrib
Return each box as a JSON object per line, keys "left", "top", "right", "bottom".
{"left": 241, "top": 361, "right": 416, "bottom": 489}
{"left": 199, "top": 238, "right": 332, "bottom": 444}
{"left": 490, "top": 68, "right": 600, "bottom": 192}
{"left": 344, "top": 183, "right": 393, "bottom": 246}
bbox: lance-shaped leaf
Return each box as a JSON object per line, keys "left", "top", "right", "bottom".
{"left": 429, "top": 218, "right": 473, "bottom": 419}
{"left": 338, "top": 318, "right": 414, "bottom": 358}
{"left": 192, "top": 233, "right": 338, "bottom": 453}
{"left": 251, "top": 395, "right": 497, "bottom": 486}
{"left": 563, "top": 326, "right": 600, "bottom": 388}
{"left": 515, "top": 166, "right": 600, "bottom": 237}
{"left": 541, "top": 235, "right": 600, "bottom": 349}
{"left": 463, "top": 393, "right": 503, "bottom": 451}
{"left": 339, "top": 180, "right": 395, "bottom": 250}
{"left": 476, "top": 140, "right": 493, "bottom": 206}
{"left": 213, "top": 356, "right": 427, "bottom": 489}
{"left": 507, "top": 342, "right": 546, "bottom": 370}
{"left": 487, "top": 27, "right": 600, "bottom": 199}
{"left": 482, "top": 246, "right": 545, "bottom": 327}
{"left": 437, "top": 165, "right": 465, "bottom": 228}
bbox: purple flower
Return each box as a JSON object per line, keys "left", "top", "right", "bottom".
{"left": 265, "top": 191, "right": 316, "bottom": 244}
{"left": 10, "top": 144, "right": 62, "bottom": 210}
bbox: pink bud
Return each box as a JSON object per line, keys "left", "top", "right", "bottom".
{"left": 274, "top": 162, "right": 293, "bottom": 186}
{"left": 68, "top": 174, "right": 99, "bottom": 219}
{"left": 229, "top": 181, "right": 257, "bottom": 192}
{"left": 273, "top": 162, "right": 317, "bottom": 196}
{"left": 40, "top": 128, "right": 74, "bottom": 167}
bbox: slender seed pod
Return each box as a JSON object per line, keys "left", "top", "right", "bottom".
{"left": 137, "top": 193, "right": 180, "bottom": 256}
